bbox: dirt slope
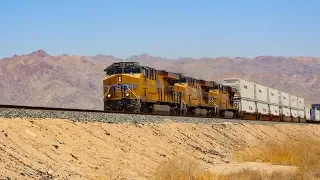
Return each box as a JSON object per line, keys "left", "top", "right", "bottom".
{"left": 0, "top": 118, "right": 319, "bottom": 179}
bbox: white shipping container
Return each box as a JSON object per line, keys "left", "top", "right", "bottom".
{"left": 305, "top": 108, "right": 311, "bottom": 120}
{"left": 291, "top": 109, "right": 298, "bottom": 117}
{"left": 279, "top": 92, "right": 290, "bottom": 107}
{"left": 257, "top": 102, "right": 269, "bottom": 115}
{"left": 290, "top": 95, "right": 298, "bottom": 109}
{"left": 297, "top": 97, "right": 304, "bottom": 110}
{"left": 239, "top": 99, "right": 256, "bottom": 113}
{"left": 255, "top": 84, "right": 268, "bottom": 103}
{"left": 281, "top": 107, "right": 291, "bottom": 117}
{"left": 268, "top": 88, "right": 279, "bottom": 105}
{"left": 269, "top": 105, "right": 280, "bottom": 116}
{"left": 316, "top": 110, "right": 320, "bottom": 121}
{"left": 298, "top": 110, "right": 305, "bottom": 118}
{"left": 222, "top": 78, "right": 255, "bottom": 100}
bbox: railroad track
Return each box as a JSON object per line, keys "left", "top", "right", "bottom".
{"left": 0, "top": 104, "right": 318, "bottom": 124}
{"left": 0, "top": 104, "right": 229, "bottom": 119}
{"left": 0, "top": 104, "right": 205, "bottom": 117}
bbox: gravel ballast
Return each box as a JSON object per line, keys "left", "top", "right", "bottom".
{"left": 0, "top": 107, "right": 310, "bottom": 125}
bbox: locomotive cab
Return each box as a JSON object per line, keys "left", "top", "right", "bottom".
{"left": 103, "top": 62, "right": 143, "bottom": 111}
{"left": 103, "top": 62, "right": 159, "bottom": 112}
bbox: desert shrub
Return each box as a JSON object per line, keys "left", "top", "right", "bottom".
{"left": 151, "top": 138, "right": 320, "bottom": 180}
{"left": 234, "top": 138, "right": 320, "bottom": 179}
{"left": 216, "top": 169, "right": 305, "bottom": 180}
{"left": 151, "top": 157, "right": 304, "bottom": 180}
{"left": 152, "top": 156, "right": 215, "bottom": 180}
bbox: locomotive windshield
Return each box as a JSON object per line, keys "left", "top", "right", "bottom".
{"left": 179, "top": 77, "right": 187, "bottom": 83}
{"left": 106, "top": 68, "right": 122, "bottom": 75}
{"left": 105, "top": 62, "right": 142, "bottom": 75}
{"left": 123, "top": 67, "right": 141, "bottom": 73}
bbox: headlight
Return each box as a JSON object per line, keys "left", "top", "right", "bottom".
{"left": 107, "top": 94, "right": 111, "bottom": 98}
{"left": 125, "top": 93, "right": 129, "bottom": 97}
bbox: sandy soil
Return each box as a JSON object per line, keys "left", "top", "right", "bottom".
{"left": 0, "top": 118, "right": 319, "bottom": 179}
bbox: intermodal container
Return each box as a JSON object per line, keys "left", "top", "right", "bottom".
{"left": 281, "top": 107, "right": 291, "bottom": 117}
{"left": 269, "top": 105, "right": 280, "bottom": 116}
{"left": 257, "top": 102, "right": 269, "bottom": 115}
{"left": 255, "top": 84, "right": 268, "bottom": 103}
{"left": 305, "top": 108, "right": 311, "bottom": 120}
{"left": 279, "top": 91, "right": 290, "bottom": 107}
{"left": 311, "top": 109, "right": 316, "bottom": 121}
{"left": 268, "top": 87, "right": 279, "bottom": 105}
{"left": 312, "top": 104, "right": 320, "bottom": 110}
{"left": 297, "top": 97, "right": 304, "bottom": 110}
{"left": 291, "top": 109, "right": 298, "bottom": 118}
{"left": 290, "top": 95, "right": 298, "bottom": 109}
{"left": 298, "top": 110, "right": 304, "bottom": 118}
{"left": 316, "top": 110, "right": 320, "bottom": 121}
{"left": 239, "top": 99, "right": 256, "bottom": 113}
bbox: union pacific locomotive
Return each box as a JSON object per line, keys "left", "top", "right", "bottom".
{"left": 103, "top": 61, "right": 317, "bottom": 123}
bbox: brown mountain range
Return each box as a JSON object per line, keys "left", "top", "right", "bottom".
{"left": 0, "top": 49, "right": 319, "bottom": 110}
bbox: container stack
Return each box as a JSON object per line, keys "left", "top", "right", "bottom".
{"left": 223, "top": 78, "right": 309, "bottom": 122}
{"left": 279, "top": 91, "right": 291, "bottom": 121}
{"left": 255, "top": 84, "right": 269, "bottom": 117}
{"left": 222, "top": 78, "right": 256, "bottom": 114}
{"left": 289, "top": 95, "right": 299, "bottom": 122}
{"left": 297, "top": 97, "right": 306, "bottom": 122}
{"left": 268, "top": 87, "right": 280, "bottom": 118}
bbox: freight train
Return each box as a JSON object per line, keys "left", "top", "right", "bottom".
{"left": 103, "top": 61, "right": 319, "bottom": 123}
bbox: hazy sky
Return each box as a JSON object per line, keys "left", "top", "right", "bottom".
{"left": 1, "top": 0, "right": 319, "bottom": 59}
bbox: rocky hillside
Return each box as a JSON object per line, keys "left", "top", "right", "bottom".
{"left": 1, "top": 50, "right": 320, "bottom": 109}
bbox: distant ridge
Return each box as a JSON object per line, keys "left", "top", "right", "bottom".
{"left": 0, "top": 49, "right": 319, "bottom": 109}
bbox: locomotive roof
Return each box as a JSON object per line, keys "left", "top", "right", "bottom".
{"left": 196, "top": 79, "right": 215, "bottom": 87}
{"left": 104, "top": 61, "right": 141, "bottom": 71}
{"left": 104, "top": 62, "right": 215, "bottom": 86}
{"left": 104, "top": 61, "right": 161, "bottom": 69}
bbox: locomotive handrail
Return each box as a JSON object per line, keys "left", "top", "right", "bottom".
{"left": 103, "top": 86, "right": 111, "bottom": 98}
{"left": 128, "top": 88, "right": 140, "bottom": 100}
{"left": 127, "top": 87, "right": 141, "bottom": 112}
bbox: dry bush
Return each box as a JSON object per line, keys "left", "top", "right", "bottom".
{"left": 234, "top": 138, "right": 320, "bottom": 179}
{"left": 151, "top": 156, "right": 303, "bottom": 180}
{"left": 215, "top": 169, "right": 305, "bottom": 180}
{"left": 152, "top": 156, "right": 216, "bottom": 180}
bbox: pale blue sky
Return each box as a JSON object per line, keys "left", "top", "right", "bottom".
{"left": 1, "top": 0, "right": 319, "bottom": 59}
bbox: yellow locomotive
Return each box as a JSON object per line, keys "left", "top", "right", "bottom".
{"left": 103, "top": 61, "right": 238, "bottom": 117}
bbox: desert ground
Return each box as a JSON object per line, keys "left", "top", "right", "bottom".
{"left": 0, "top": 117, "right": 319, "bottom": 179}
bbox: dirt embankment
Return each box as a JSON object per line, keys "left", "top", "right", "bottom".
{"left": 0, "top": 118, "right": 319, "bottom": 179}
